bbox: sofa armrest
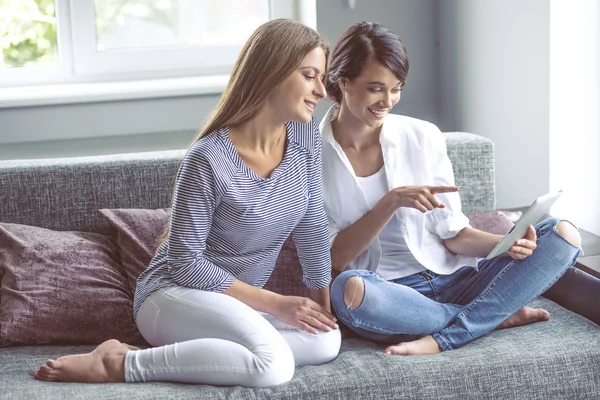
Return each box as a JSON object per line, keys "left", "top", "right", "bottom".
{"left": 444, "top": 132, "right": 496, "bottom": 214}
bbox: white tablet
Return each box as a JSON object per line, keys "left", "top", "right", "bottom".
{"left": 485, "top": 190, "right": 563, "bottom": 260}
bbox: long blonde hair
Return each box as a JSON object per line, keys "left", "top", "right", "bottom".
{"left": 158, "top": 19, "right": 329, "bottom": 246}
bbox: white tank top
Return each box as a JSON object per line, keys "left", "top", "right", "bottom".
{"left": 356, "top": 167, "right": 425, "bottom": 280}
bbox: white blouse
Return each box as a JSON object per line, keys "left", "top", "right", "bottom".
{"left": 319, "top": 104, "right": 477, "bottom": 276}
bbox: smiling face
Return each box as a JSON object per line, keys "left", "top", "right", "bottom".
{"left": 338, "top": 59, "right": 403, "bottom": 129}
{"left": 267, "top": 47, "right": 327, "bottom": 123}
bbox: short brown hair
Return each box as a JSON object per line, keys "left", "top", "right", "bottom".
{"left": 326, "top": 22, "right": 409, "bottom": 103}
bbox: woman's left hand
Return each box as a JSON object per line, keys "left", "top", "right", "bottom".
{"left": 504, "top": 225, "right": 537, "bottom": 260}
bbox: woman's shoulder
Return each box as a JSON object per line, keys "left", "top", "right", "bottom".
{"left": 184, "top": 129, "right": 236, "bottom": 178}
{"left": 386, "top": 114, "right": 441, "bottom": 135}
{"left": 287, "top": 116, "right": 321, "bottom": 156}
{"left": 384, "top": 114, "right": 445, "bottom": 149}
{"left": 188, "top": 127, "right": 234, "bottom": 158}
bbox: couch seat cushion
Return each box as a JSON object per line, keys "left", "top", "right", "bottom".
{"left": 1, "top": 298, "right": 598, "bottom": 400}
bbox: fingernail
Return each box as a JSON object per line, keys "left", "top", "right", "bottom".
{"left": 334, "top": 323, "right": 339, "bottom": 329}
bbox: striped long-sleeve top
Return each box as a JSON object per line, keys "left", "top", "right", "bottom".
{"left": 133, "top": 117, "right": 332, "bottom": 318}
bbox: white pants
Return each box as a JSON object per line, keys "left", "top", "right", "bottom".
{"left": 124, "top": 287, "right": 342, "bottom": 387}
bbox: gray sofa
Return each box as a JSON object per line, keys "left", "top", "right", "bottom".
{"left": 1, "top": 132, "right": 599, "bottom": 399}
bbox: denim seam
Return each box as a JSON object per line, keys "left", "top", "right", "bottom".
{"left": 348, "top": 319, "right": 411, "bottom": 336}
{"left": 432, "top": 333, "right": 452, "bottom": 351}
{"left": 432, "top": 266, "right": 496, "bottom": 301}
{"left": 436, "top": 259, "right": 517, "bottom": 345}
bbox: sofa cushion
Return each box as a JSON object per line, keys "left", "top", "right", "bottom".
{"left": 99, "top": 208, "right": 170, "bottom": 292}
{"left": 468, "top": 210, "right": 522, "bottom": 235}
{"left": 0, "top": 223, "right": 145, "bottom": 347}
{"left": 1, "top": 298, "right": 598, "bottom": 399}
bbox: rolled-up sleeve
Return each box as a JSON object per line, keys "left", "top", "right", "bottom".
{"left": 166, "top": 144, "right": 236, "bottom": 292}
{"left": 426, "top": 126, "right": 471, "bottom": 239}
{"left": 292, "top": 120, "right": 332, "bottom": 290}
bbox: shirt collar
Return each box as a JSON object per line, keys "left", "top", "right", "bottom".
{"left": 319, "top": 104, "right": 338, "bottom": 145}
{"left": 319, "top": 103, "right": 398, "bottom": 149}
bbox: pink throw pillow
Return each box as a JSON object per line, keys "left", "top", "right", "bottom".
{"left": 467, "top": 210, "right": 523, "bottom": 235}
{"left": 264, "top": 236, "right": 309, "bottom": 297}
{"left": 99, "top": 208, "right": 170, "bottom": 292}
{"left": 0, "top": 223, "right": 145, "bottom": 347}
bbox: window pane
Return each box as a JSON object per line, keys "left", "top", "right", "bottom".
{"left": 0, "top": 0, "right": 58, "bottom": 69}
{"left": 93, "top": 0, "right": 270, "bottom": 51}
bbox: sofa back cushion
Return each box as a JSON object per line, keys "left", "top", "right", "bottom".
{"left": 0, "top": 222, "right": 145, "bottom": 347}
{"left": 0, "top": 150, "right": 184, "bottom": 234}
{"left": 0, "top": 134, "right": 495, "bottom": 234}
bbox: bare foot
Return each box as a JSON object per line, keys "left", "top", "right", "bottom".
{"left": 497, "top": 306, "right": 550, "bottom": 330}
{"left": 33, "top": 339, "right": 130, "bottom": 383}
{"left": 384, "top": 335, "right": 442, "bottom": 356}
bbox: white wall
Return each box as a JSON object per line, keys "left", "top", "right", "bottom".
{"left": 549, "top": 0, "right": 600, "bottom": 234}
{"left": 440, "top": 0, "right": 600, "bottom": 235}
{"left": 439, "top": 0, "right": 551, "bottom": 210}
{"left": 0, "top": 0, "right": 440, "bottom": 160}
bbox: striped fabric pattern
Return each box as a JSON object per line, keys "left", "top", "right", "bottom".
{"left": 133, "top": 118, "right": 332, "bottom": 317}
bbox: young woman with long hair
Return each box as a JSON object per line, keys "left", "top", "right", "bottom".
{"left": 34, "top": 19, "right": 341, "bottom": 387}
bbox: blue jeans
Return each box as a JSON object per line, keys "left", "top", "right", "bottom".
{"left": 330, "top": 217, "right": 582, "bottom": 351}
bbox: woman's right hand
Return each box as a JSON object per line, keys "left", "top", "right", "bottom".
{"left": 385, "top": 185, "right": 459, "bottom": 213}
{"left": 271, "top": 295, "right": 338, "bottom": 334}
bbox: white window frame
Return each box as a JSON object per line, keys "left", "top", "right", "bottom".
{"left": 0, "top": 0, "right": 317, "bottom": 107}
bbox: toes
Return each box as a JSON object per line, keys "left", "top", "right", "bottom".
{"left": 46, "top": 359, "right": 60, "bottom": 369}
{"left": 34, "top": 371, "right": 49, "bottom": 381}
{"left": 384, "top": 344, "right": 409, "bottom": 356}
{"left": 538, "top": 309, "right": 551, "bottom": 321}
{"left": 39, "top": 365, "right": 52, "bottom": 374}
{"left": 527, "top": 307, "right": 550, "bottom": 321}
{"left": 34, "top": 366, "right": 56, "bottom": 382}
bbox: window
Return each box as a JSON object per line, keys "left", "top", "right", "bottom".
{"left": 0, "top": 0, "right": 316, "bottom": 91}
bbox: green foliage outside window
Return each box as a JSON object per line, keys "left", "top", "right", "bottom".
{"left": 0, "top": 0, "right": 177, "bottom": 69}
{"left": 0, "top": 0, "right": 57, "bottom": 68}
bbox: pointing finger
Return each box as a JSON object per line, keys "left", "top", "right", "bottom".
{"left": 430, "top": 186, "right": 459, "bottom": 194}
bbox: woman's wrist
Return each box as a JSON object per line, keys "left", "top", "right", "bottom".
{"left": 309, "top": 287, "right": 331, "bottom": 312}
{"left": 262, "top": 291, "right": 283, "bottom": 315}
{"left": 377, "top": 191, "right": 400, "bottom": 215}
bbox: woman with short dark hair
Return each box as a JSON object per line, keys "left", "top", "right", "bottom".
{"left": 321, "top": 21, "right": 586, "bottom": 355}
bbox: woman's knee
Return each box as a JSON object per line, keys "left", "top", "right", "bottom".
{"left": 299, "top": 329, "right": 342, "bottom": 366}
{"left": 252, "top": 345, "right": 295, "bottom": 387}
{"left": 554, "top": 220, "right": 582, "bottom": 248}
{"left": 343, "top": 276, "right": 365, "bottom": 310}
{"left": 332, "top": 270, "right": 370, "bottom": 311}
